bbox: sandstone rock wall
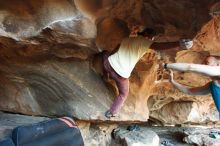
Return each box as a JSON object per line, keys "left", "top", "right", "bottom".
{"left": 0, "top": 0, "right": 220, "bottom": 124}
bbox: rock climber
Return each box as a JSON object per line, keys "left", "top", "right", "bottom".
{"left": 99, "top": 27, "right": 193, "bottom": 118}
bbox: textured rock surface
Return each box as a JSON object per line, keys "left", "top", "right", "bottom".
{"left": 183, "top": 128, "right": 220, "bottom": 146}
{"left": 113, "top": 128, "right": 159, "bottom": 146}
{"left": 0, "top": 0, "right": 220, "bottom": 124}
{"left": 0, "top": 60, "right": 114, "bottom": 120}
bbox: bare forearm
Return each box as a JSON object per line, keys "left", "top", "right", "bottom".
{"left": 171, "top": 80, "right": 193, "bottom": 95}
{"left": 150, "top": 42, "right": 179, "bottom": 50}
{"left": 168, "top": 69, "right": 210, "bottom": 95}
{"left": 171, "top": 79, "right": 210, "bottom": 96}
{"left": 166, "top": 63, "right": 220, "bottom": 76}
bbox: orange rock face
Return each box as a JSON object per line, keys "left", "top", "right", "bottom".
{"left": 0, "top": 0, "right": 220, "bottom": 124}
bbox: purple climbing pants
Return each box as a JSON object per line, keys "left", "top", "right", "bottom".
{"left": 103, "top": 52, "right": 129, "bottom": 115}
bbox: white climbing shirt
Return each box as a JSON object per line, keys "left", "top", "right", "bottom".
{"left": 108, "top": 36, "right": 153, "bottom": 78}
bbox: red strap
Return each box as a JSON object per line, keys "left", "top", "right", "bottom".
{"left": 58, "top": 118, "right": 77, "bottom": 128}
{"left": 62, "top": 117, "right": 77, "bottom": 126}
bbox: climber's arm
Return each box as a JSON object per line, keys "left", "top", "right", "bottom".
{"left": 169, "top": 70, "right": 211, "bottom": 96}
{"left": 165, "top": 63, "right": 220, "bottom": 77}
{"left": 150, "top": 42, "right": 180, "bottom": 50}
{"left": 150, "top": 39, "right": 193, "bottom": 50}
